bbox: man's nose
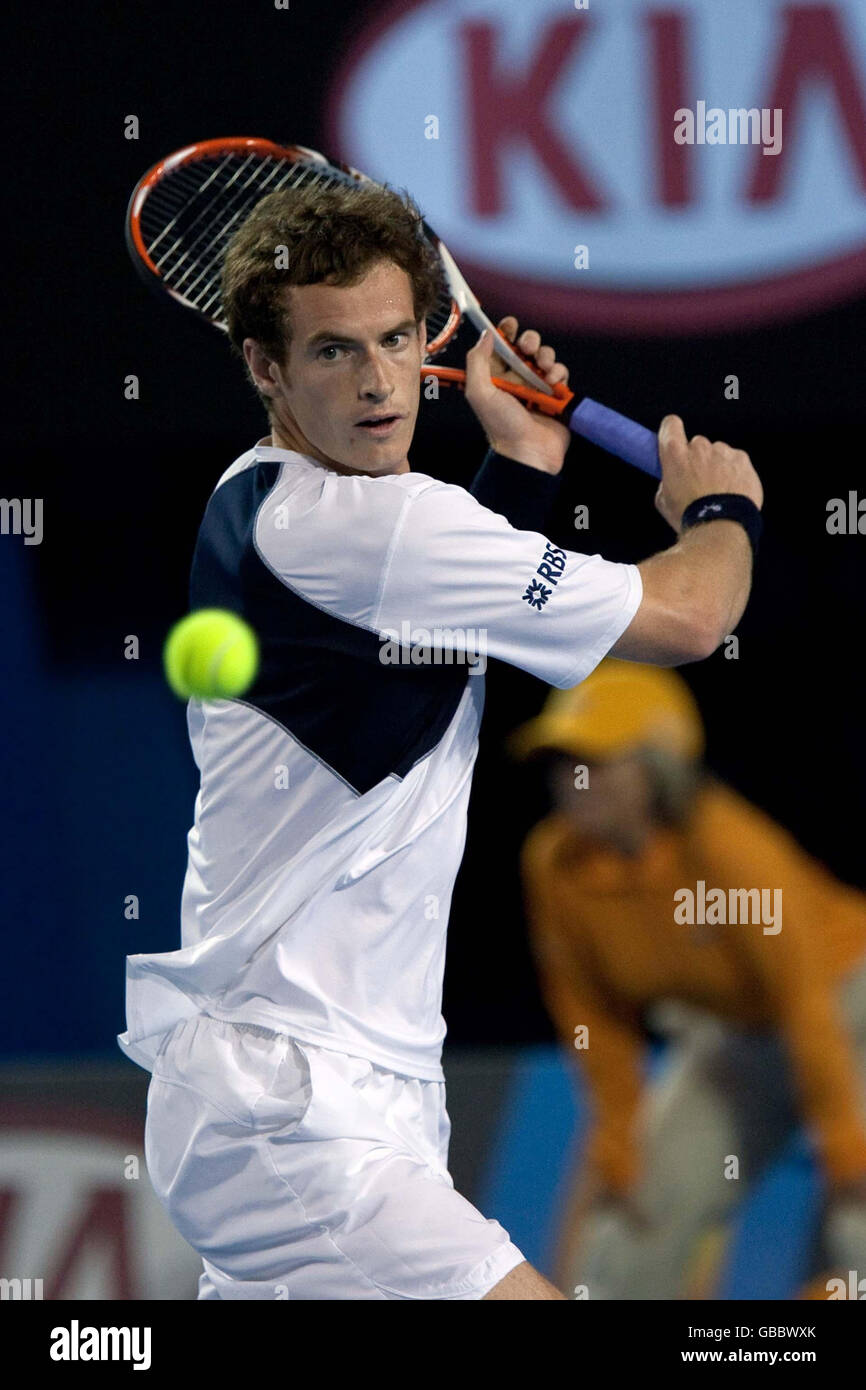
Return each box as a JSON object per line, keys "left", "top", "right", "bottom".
{"left": 358, "top": 351, "right": 392, "bottom": 399}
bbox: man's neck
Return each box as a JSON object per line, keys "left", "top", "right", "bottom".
{"left": 267, "top": 419, "right": 330, "bottom": 467}
{"left": 264, "top": 422, "right": 410, "bottom": 477}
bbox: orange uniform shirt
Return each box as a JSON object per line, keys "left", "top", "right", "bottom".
{"left": 520, "top": 779, "right": 866, "bottom": 1194}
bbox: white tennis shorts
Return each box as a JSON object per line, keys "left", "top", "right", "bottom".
{"left": 144, "top": 1013, "right": 526, "bottom": 1300}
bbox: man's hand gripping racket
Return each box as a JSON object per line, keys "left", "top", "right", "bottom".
{"left": 125, "top": 136, "right": 662, "bottom": 479}
{"left": 426, "top": 240, "right": 662, "bottom": 480}
{"left": 464, "top": 317, "right": 574, "bottom": 476}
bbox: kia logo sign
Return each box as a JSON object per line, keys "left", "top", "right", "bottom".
{"left": 0, "top": 1106, "right": 201, "bottom": 1299}
{"left": 330, "top": 0, "right": 866, "bottom": 333}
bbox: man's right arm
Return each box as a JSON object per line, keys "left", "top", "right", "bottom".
{"left": 610, "top": 415, "right": 763, "bottom": 665}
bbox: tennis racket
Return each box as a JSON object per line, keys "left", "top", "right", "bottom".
{"left": 126, "top": 137, "right": 661, "bottom": 479}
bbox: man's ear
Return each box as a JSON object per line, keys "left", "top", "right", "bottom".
{"left": 418, "top": 318, "right": 427, "bottom": 357}
{"left": 243, "top": 339, "right": 280, "bottom": 401}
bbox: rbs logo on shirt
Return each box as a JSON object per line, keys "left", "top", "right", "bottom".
{"left": 523, "top": 542, "right": 567, "bottom": 610}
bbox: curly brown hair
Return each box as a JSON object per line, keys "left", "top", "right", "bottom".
{"left": 221, "top": 180, "right": 442, "bottom": 410}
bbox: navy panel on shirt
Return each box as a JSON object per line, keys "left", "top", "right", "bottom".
{"left": 189, "top": 459, "right": 470, "bottom": 795}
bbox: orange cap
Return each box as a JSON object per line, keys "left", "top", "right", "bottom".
{"left": 508, "top": 659, "right": 705, "bottom": 762}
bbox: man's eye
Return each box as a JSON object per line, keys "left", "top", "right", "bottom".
{"left": 318, "top": 345, "right": 345, "bottom": 361}
{"left": 385, "top": 333, "right": 408, "bottom": 348}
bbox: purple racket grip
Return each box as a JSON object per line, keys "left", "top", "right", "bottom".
{"left": 569, "top": 398, "right": 661, "bottom": 479}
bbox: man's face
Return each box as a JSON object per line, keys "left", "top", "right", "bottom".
{"left": 268, "top": 259, "right": 426, "bottom": 475}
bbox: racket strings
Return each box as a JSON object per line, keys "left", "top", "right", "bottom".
{"left": 423, "top": 286, "right": 461, "bottom": 358}
{"left": 147, "top": 154, "right": 266, "bottom": 264}
{"left": 191, "top": 161, "right": 340, "bottom": 312}
{"left": 138, "top": 149, "right": 457, "bottom": 343}
{"left": 196, "top": 162, "right": 345, "bottom": 317}
{"left": 182, "top": 161, "right": 307, "bottom": 313}
{"left": 142, "top": 155, "right": 360, "bottom": 326}
{"left": 145, "top": 157, "right": 304, "bottom": 315}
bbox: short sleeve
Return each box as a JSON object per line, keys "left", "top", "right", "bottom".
{"left": 372, "top": 479, "right": 642, "bottom": 689}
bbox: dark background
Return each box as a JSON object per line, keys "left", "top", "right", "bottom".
{"left": 3, "top": 0, "right": 864, "bottom": 1058}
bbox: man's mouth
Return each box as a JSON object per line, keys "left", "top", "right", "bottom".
{"left": 354, "top": 413, "right": 405, "bottom": 438}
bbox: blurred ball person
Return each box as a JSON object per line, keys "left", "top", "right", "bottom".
{"left": 512, "top": 659, "right": 866, "bottom": 1299}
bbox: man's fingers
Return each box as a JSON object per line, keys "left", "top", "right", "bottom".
{"left": 517, "top": 328, "right": 542, "bottom": 357}
{"left": 474, "top": 321, "right": 570, "bottom": 401}
{"left": 659, "top": 413, "right": 685, "bottom": 441}
{"left": 495, "top": 320, "right": 570, "bottom": 386}
{"left": 655, "top": 415, "right": 762, "bottom": 526}
{"left": 465, "top": 328, "right": 498, "bottom": 400}
{"left": 658, "top": 414, "right": 689, "bottom": 467}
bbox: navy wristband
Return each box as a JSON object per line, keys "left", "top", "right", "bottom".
{"left": 680, "top": 493, "right": 762, "bottom": 559}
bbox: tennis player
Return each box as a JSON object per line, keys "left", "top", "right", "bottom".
{"left": 117, "top": 180, "right": 763, "bottom": 1300}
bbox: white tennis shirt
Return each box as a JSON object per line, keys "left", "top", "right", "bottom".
{"left": 118, "top": 442, "right": 642, "bottom": 1080}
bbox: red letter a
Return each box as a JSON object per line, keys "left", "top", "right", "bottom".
{"left": 749, "top": 3, "right": 866, "bottom": 201}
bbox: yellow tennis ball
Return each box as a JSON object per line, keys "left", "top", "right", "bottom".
{"left": 163, "top": 609, "right": 259, "bottom": 700}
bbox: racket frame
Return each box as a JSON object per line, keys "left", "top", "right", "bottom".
{"left": 126, "top": 135, "right": 573, "bottom": 415}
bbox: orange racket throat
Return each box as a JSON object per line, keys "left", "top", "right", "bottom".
{"left": 421, "top": 366, "right": 574, "bottom": 417}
